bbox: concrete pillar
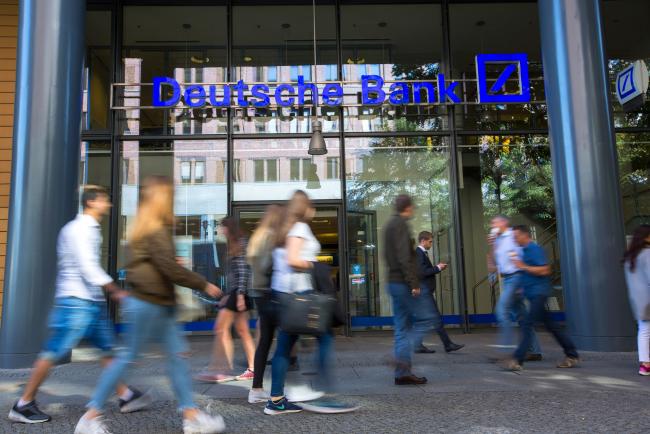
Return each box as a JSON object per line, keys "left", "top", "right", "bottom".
{"left": 539, "top": 0, "right": 635, "bottom": 350}
{"left": 0, "top": 0, "right": 85, "bottom": 368}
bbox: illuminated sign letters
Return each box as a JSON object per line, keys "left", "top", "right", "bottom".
{"left": 150, "top": 53, "right": 531, "bottom": 108}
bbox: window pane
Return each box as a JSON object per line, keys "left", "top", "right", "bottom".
{"left": 341, "top": 3, "right": 446, "bottom": 132}
{"left": 195, "top": 161, "right": 205, "bottom": 183}
{"left": 119, "top": 6, "right": 227, "bottom": 136}
{"left": 234, "top": 138, "right": 341, "bottom": 200}
{"left": 83, "top": 10, "right": 111, "bottom": 131}
{"left": 117, "top": 139, "right": 227, "bottom": 323}
{"left": 232, "top": 3, "right": 339, "bottom": 134}
{"left": 450, "top": 2, "right": 546, "bottom": 131}
{"left": 617, "top": 132, "right": 650, "bottom": 233}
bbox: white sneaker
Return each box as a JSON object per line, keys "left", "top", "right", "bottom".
{"left": 74, "top": 416, "right": 112, "bottom": 434}
{"left": 183, "top": 411, "right": 226, "bottom": 434}
{"left": 285, "top": 384, "right": 325, "bottom": 403}
{"left": 248, "top": 389, "right": 270, "bottom": 404}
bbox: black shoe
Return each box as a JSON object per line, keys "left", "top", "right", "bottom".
{"left": 525, "top": 353, "right": 543, "bottom": 362}
{"left": 445, "top": 343, "right": 465, "bottom": 353}
{"left": 8, "top": 400, "right": 51, "bottom": 424}
{"left": 414, "top": 345, "right": 436, "bottom": 354}
{"left": 288, "top": 358, "right": 300, "bottom": 372}
{"left": 119, "top": 388, "right": 153, "bottom": 413}
{"left": 395, "top": 374, "right": 428, "bottom": 385}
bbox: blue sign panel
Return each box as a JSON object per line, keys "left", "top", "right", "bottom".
{"left": 475, "top": 53, "right": 530, "bottom": 104}
{"left": 617, "top": 66, "right": 637, "bottom": 100}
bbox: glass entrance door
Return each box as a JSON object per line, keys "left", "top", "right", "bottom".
{"left": 234, "top": 204, "right": 347, "bottom": 334}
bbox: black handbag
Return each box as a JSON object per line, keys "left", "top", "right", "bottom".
{"left": 278, "top": 272, "right": 337, "bottom": 335}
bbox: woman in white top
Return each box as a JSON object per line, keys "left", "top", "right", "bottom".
{"left": 265, "top": 190, "right": 356, "bottom": 415}
{"left": 623, "top": 224, "right": 650, "bottom": 376}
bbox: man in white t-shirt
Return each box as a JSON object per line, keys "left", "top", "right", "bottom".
{"left": 8, "top": 186, "right": 151, "bottom": 424}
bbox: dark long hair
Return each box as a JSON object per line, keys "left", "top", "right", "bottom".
{"left": 220, "top": 216, "right": 244, "bottom": 257}
{"left": 623, "top": 224, "right": 650, "bottom": 272}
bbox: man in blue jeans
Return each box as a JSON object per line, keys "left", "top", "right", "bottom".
{"left": 505, "top": 225, "right": 579, "bottom": 370}
{"left": 8, "top": 186, "right": 151, "bottom": 424}
{"left": 489, "top": 215, "right": 542, "bottom": 360}
{"left": 384, "top": 194, "right": 434, "bottom": 385}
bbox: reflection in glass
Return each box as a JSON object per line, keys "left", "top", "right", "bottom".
{"left": 118, "top": 140, "right": 228, "bottom": 322}
{"left": 617, "top": 133, "right": 650, "bottom": 233}
{"left": 83, "top": 11, "right": 112, "bottom": 130}
{"left": 457, "top": 135, "right": 562, "bottom": 316}
{"left": 233, "top": 138, "right": 341, "bottom": 201}
{"left": 346, "top": 136, "right": 454, "bottom": 324}
{"left": 120, "top": 6, "right": 227, "bottom": 135}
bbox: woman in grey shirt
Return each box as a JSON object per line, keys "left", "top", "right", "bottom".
{"left": 623, "top": 224, "right": 650, "bottom": 376}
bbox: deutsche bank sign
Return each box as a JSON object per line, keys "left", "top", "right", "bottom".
{"left": 150, "top": 53, "right": 531, "bottom": 109}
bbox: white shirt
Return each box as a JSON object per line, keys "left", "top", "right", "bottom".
{"left": 271, "top": 222, "right": 321, "bottom": 293}
{"left": 493, "top": 228, "right": 522, "bottom": 275}
{"left": 55, "top": 214, "right": 113, "bottom": 301}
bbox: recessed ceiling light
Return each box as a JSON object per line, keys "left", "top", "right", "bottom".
{"left": 475, "top": 20, "right": 486, "bottom": 27}
{"left": 182, "top": 23, "right": 192, "bottom": 30}
{"left": 378, "top": 22, "right": 387, "bottom": 28}
{"left": 243, "top": 56, "right": 253, "bottom": 62}
{"left": 281, "top": 23, "right": 291, "bottom": 29}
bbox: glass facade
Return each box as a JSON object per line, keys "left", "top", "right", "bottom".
{"left": 81, "top": 0, "right": 650, "bottom": 331}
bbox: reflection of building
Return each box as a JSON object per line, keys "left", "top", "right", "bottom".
{"left": 1, "top": 1, "right": 650, "bottom": 368}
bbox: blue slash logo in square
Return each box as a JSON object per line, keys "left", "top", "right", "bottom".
{"left": 617, "top": 66, "right": 636, "bottom": 99}
{"left": 475, "top": 53, "right": 530, "bottom": 103}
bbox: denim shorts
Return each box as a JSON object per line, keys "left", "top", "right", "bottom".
{"left": 39, "top": 297, "right": 115, "bottom": 362}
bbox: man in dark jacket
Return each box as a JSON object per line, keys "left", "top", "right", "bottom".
{"left": 413, "top": 231, "right": 464, "bottom": 354}
{"left": 383, "top": 194, "right": 434, "bottom": 385}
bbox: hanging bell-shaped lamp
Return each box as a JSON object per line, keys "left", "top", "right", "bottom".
{"left": 308, "top": 120, "right": 327, "bottom": 155}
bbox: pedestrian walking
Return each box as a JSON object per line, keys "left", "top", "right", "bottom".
{"left": 8, "top": 186, "right": 151, "bottom": 424}
{"left": 246, "top": 205, "right": 283, "bottom": 403}
{"left": 197, "top": 217, "right": 256, "bottom": 384}
{"left": 504, "top": 225, "right": 579, "bottom": 371}
{"left": 265, "top": 190, "right": 356, "bottom": 415}
{"left": 488, "top": 215, "right": 542, "bottom": 360}
{"left": 413, "top": 231, "right": 464, "bottom": 354}
{"left": 384, "top": 194, "right": 433, "bottom": 385}
{"left": 75, "top": 176, "right": 225, "bottom": 434}
{"left": 623, "top": 224, "right": 650, "bottom": 376}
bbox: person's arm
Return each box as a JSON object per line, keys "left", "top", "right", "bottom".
{"left": 147, "top": 230, "right": 217, "bottom": 293}
{"left": 417, "top": 250, "right": 439, "bottom": 278}
{"left": 71, "top": 225, "right": 116, "bottom": 295}
{"left": 513, "top": 246, "right": 551, "bottom": 276}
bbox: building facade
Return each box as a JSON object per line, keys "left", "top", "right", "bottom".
{"left": 0, "top": 0, "right": 648, "bottom": 367}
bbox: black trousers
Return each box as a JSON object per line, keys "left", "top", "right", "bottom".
{"left": 252, "top": 294, "right": 277, "bottom": 389}
{"left": 414, "top": 287, "right": 453, "bottom": 349}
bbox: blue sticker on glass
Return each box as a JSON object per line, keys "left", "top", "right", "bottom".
{"left": 617, "top": 66, "right": 636, "bottom": 100}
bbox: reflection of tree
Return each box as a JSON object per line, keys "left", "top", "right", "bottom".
{"left": 617, "top": 132, "right": 650, "bottom": 228}
{"left": 346, "top": 134, "right": 451, "bottom": 229}
{"left": 478, "top": 135, "right": 555, "bottom": 229}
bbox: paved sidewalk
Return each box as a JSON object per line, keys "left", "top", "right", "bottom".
{"left": 1, "top": 330, "right": 649, "bottom": 433}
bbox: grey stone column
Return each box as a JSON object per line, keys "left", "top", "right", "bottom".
{"left": 0, "top": 0, "right": 85, "bottom": 368}
{"left": 539, "top": 0, "right": 635, "bottom": 350}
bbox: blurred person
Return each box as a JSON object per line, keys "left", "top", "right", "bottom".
{"left": 504, "top": 225, "right": 579, "bottom": 371}
{"left": 413, "top": 231, "right": 464, "bottom": 354}
{"left": 75, "top": 176, "right": 224, "bottom": 434}
{"left": 265, "top": 191, "right": 356, "bottom": 415}
{"left": 197, "top": 217, "right": 256, "bottom": 383}
{"left": 384, "top": 194, "right": 433, "bottom": 385}
{"left": 8, "top": 186, "right": 151, "bottom": 424}
{"left": 488, "top": 215, "right": 542, "bottom": 360}
{"left": 623, "top": 224, "right": 650, "bottom": 376}
{"left": 246, "top": 205, "right": 284, "bottom": 403}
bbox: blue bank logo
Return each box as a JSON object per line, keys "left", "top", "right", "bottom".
{"left": 617, "top": 66, "right": 637, "bottom": 100}
{"left": 475, "top": 53, "right": 530, "bottom": 104}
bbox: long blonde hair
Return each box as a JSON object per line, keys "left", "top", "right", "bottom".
{"left": 128, "top": 176, "right": 175, "bottom": 243}
{"left": 247, "top": 204, "right": 285, "bottom": 260}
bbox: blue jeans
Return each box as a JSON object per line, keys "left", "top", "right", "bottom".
{"left": 88, "top": 296, "right": 195, "bottom": 411}
{"left": 270, "top": 330, "right": 333, "bottom": 398}
{"left": 495, "top": 274, "right": 542, "bottom": 354}
{"left": 40, "top": 297, "right": 114, "bottom": 362}
{"left": 514, "top": 295, "right": 578, "bottom": 363}
{"left": 389, "top": 282, "right": 435, "bottom": 378}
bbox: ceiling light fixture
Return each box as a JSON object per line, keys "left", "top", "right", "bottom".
{"left": 308, "top": 0, "right": 327, "bottom": 156}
